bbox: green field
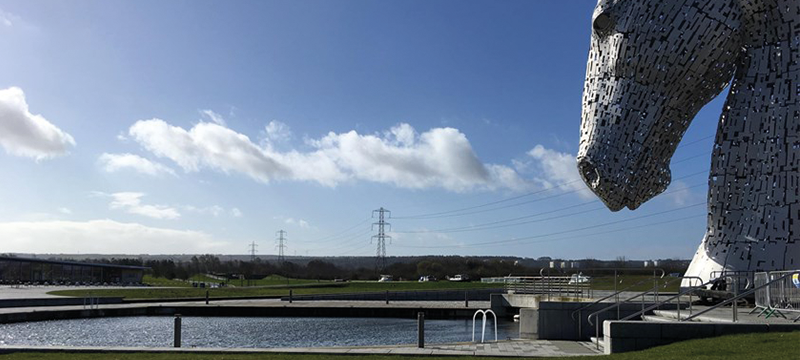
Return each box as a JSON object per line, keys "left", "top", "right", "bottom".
{"left": 0, "top": 331, "right": 797, "bottom": 360}
{"left": 142, "top": 275, "right": 191, "bottom": 287}
{"left": 51, "top": 273, "right": 680, "bottom": 300}
{"left": 48, "top": 280, "right": 498, "bottom": 300}
{"left": 589, "top": 275, "right": 682, "bottom": 292}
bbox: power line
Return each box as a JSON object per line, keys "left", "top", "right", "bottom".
{"left": 396, "top": 169, "right": 708, "bottom": 221}
{"left": 307, "top": 218, "right": 371, "bottom": 244}
{"left": 478, "top": 213, "right": 703, "bottom": 248}
{"left": 676, "top": 135, "right": 714, "bottom": 149}
{"left": 307, "top": 228, "right": 374, "bottom": 253}
{"left": 393, "top": 180, "right": 582, "bottom": 220}
{"left": 672, "top": 151, "right": 712, "bottom": 165}
{"left": 396, "top": 181, "right": 708, "bottom": 234}
{"left": 395, "top": 202, "right": 705, "bottom": 249}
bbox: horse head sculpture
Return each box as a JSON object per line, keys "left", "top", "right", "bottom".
{"left": 578, "top": 0, "right": 741, "bottom": 211}
{"left": 579, "top": 0, "right": 800, "bottom": 283}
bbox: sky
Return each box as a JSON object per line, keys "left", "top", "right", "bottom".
{"left": 0, "top": 0, "right": 726, "bottom": 259}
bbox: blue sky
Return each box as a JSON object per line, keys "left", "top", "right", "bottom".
{"left": 0, "top": 0, "right": 723, "bottom": 259}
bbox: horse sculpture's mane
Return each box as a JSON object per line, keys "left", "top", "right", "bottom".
{"left": 578, "top": 0, "right": 800, "bottom": 284}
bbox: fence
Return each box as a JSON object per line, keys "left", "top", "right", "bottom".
{"left": 503, "top": 276, "right": 591, "bottom": 299}
{"left": 752, "top": 270, "right": 800, "bottom": 321}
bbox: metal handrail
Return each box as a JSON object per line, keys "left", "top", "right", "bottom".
{"left": 708, "top": 271, "right": 753, "bottom": 290}
{"left": 573, "top": 275, "right": 666, "bottom": 343}
{"left": 587, "top": 276, "right": 703, "bottom": 350}
{"left": 683, "top": 271, "right": 800, "bottom": 322}
{"left": 570, "top": 268, "right": 666, "bottom": 313}
{"left": 571, "top": 276, "right": 664, "bottom": 321}
{"left": 587, "top": 276, "right": 686, "bottom": 326}
{"left": 618, "top": 276, "right": 713, "bottom": 322}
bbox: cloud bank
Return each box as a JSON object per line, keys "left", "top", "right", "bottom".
{"left": 125, "top": 119, "right": 531, "bottom": 192}
{"left": 0, "top": 219, "right": 229, "bottom": 254}
{"left": 514, "top": 145, "right": 593, "bottom": 198}
{"left": 0, "top": 87, "right": 75, "bottom": 160}
{"left": 99, "top": 153, "right": 176, "bottom": 177}
{"left": 97, "top": 192, "right": 181, "bottom": 220}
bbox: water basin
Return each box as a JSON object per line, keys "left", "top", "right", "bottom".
{"left": 0, "top": 316, "right": 518, "bottom": 348}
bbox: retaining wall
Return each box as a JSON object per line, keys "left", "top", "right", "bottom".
{"left": 518, "top": 301, "right": 682, "bottom": 341}
{"left": 603, "top": 320, "right": 800, "bottom": 354}
{"left": 282, "top": 288, "right": 502, "bottom": 302}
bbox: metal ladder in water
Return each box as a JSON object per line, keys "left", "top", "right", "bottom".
{"left": 472, "top": 309, "right": 497, "bottom": 343}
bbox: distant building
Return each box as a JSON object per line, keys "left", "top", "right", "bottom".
{"left": 0, "top": 256, "right": 147, "bottom": 285}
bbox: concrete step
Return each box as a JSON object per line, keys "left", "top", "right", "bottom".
{"left": 641, "top": 314, "right": 675, "bottom": 322}
{"left": 589, "top": 336, "right": 605, "bottom": 349}
{"left": 653, "top": 309, "right": 705, "bottom": 322}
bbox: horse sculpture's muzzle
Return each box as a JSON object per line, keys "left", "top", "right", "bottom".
{"left": 577, "top": 156, "right": 628, "bottom": 211}
{"left": 576, "top": 154, "right": 669, "bottom": 212}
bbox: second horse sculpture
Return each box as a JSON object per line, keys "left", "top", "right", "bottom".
{"left": 577, "top": 0, "right": 800, "bottom": 285}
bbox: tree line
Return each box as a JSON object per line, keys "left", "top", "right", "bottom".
{"left": 73, "top": 255, "right": 689, "bottom": 282}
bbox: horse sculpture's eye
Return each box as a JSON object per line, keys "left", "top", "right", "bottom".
{"left": 593, "top": 12, "right": 614, "bottom": 35}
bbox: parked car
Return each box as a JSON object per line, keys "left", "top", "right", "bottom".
{"left": 378, "top": 275, "right": 393, "bottom": 282}
{"left": 568, "top": 273, "right": 591, "bottom": 284}
{"left": 448, "top": 274, "right": 469, "bottom": 282}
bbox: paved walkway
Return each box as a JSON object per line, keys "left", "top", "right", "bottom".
{"left": 0, "top": 340, "right": 602, "bottom": 357}
{"left": 656, "top": 305, "right": 800, "bottom": 324}
{"left": 0, "top": 285, "right": 157, "bottom": 300}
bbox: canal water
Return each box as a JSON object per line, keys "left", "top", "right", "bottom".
{"left": 0, "top": 317, "right": 519, "bottom": 348}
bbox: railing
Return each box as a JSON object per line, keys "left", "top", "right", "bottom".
{"left": 614, "top": 272, "right": 753, "bottom": 328}
{"left": 570, "top": 273, "right": 666, "bottom": 338}
{"left": 502, "top": 268, "right": 665, "bottom": 301}
{"left": 751, "top": 270, "right": 800, "bottom": 321}
{"left": 505, "top": 276, "right": 590, "bottom": 300}
{"left": 684, "top": 271, "right": 800, "bottom": 322}
{"left": 586, "top": 276, "right": 704, "bottom": 349}
{"left": 751, "top": 272, "right": 769, "bottom": 314}
{"left": 709, "top": 270, "right": 754, "bottom": 292}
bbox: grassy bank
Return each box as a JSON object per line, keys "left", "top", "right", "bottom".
{"left": 589, "top": 275, "right": 682, "bottom": 292}
{"left": 0, "top": 331, "right": 797, "bottom": 359}
{"left": 47, "top": 281, "right": 498, "bottom": 300}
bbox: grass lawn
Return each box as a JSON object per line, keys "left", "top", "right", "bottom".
{"left": 142, "top": 275, "right": 191, "bottom": 288}
{"left": 47, "top": 280, "right": 499, "bottom": 300}
{"left": 589, "top": 275, "right": 682, "bottom": 292}
{"left": 0, "top": 331, "right": 797, "bottom": 359}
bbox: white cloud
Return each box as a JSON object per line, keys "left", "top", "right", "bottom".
{"left": 265, "top": 120, "right": 292, "bottom": 144}
{"left": 0, "top": 87, "right": 75, "bottom": 160}
{"left": 0, "top": 219, "right": 229, "bottom": 253}
{"left": 231, "top": 208, "right": 243, "bottom": 217}
{"left": 99, "top": 192, "right": 181, "bottom": 220}
{"left": 200, "top": 109, "right": 226, "bottom": 126}
{"left": 0, "top": 8, "right": 18, "bottom": 28}
{"left": 515, "top": 144, "right": 593, "bottom": 198}
{"left": 127, "top": 119, "right": 527, "bottom": 192}
{"left": 286, "top": 217, "right": 309, "bottom": 228}
{"left": 98, "top": 153, "right": 176, "bottom": 177}
{"left": 183, "top": 205, "right": 224, "bottom": 217}
{"left": 57, "top": 207, "right": 72, "bottom": 215}
{"left": 663, "top": 180, "right": 698, "bottom": 206}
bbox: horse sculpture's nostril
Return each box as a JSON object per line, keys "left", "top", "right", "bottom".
{"left": 578, "top": 159, "right": 601, "bottom": 189}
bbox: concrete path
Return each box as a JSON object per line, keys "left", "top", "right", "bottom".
{"left": 0, "top": 340, "right": 602, "bottom": 357}
{"left": 656, "top": 305, "right": 800, "bottom": 324}
{"left": 0, "top": 285, "right": 153, "bottom": 300}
